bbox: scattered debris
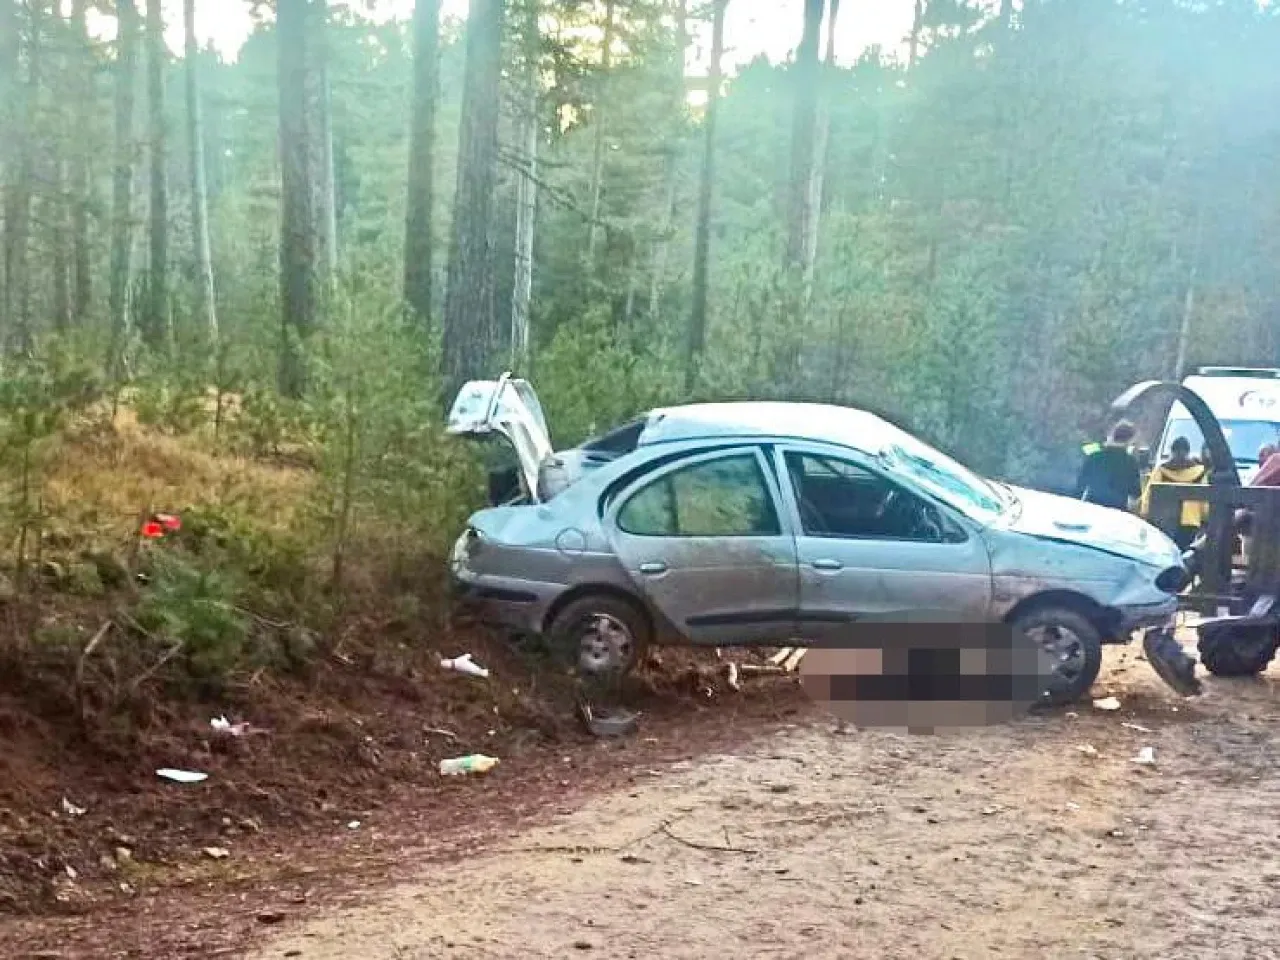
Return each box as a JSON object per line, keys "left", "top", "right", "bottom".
{"left": 256, "top": 910, "right": 286, "bottom": 925}
{"left": 738, "top": 664, "right": 786, "bottom": 676}
{"left": 202, "top": 847, "right": 230, "bottom": 860}
{"left": 60, "top": 797, "right": 86, "bottom": 818}
{"left": 1092, "top": 697, "right": 1122, "bottom": 711}
{"left": 1131, "top": 746, "right": 1156, "bottom": 765}
{"left": 768, "top": 647, "right": 809, "bottom": 672}
{"left": 157, "top": 768, "right": 208, "bottom": 784}
{"left": 439, "top": 754, "right": 500, "bottom": 776}
{"left": 210, "top": 716, "right": 255, "bottom": 737}
{"left": 981, "top": 806, "right": 1001, "bottom": 816}
{"left": 1076, "top": 744, "right": 1099, "bottom": 757}
{"left": 440, "top": 653, "right": 490, "bottom": 679}
{"left": 346, "top": 820, "right": 361, "bottom": 830}
{"left": 726, "top": 662, "right": 741, "bottom": 692}
{"left": 424, "top": 726, "right": 460, "bottom": 740}
{"left": 578, "top": 701, "right": 640, "bottom": 738}
{"left": 1121, "top": 722, "right": 1154, "bottom": 734}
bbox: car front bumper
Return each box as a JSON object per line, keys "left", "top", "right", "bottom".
{"left": 1113, "top": 596, "right": 1180, "bottom": 638}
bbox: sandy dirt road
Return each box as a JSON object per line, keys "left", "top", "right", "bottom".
{"left": 248, "top": 647, "right": 1280, "bottom": 960}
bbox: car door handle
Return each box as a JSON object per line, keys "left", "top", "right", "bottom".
{"left": 811, "top": 559, "right": 843, "bottom": 571}
{"left": 639, "top": 561, "right": 668, "bottom": 575}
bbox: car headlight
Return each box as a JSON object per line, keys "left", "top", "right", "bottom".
{"left": 450, "top": 527, "right": 481, "bottom": 570}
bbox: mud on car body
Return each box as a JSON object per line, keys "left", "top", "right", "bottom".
{"left": 447, "top": 375, "right": 1185, "bottom": 706}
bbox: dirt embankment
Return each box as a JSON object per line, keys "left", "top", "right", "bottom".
{"left": 6, "top": 644, "right": 1280, "bottom": 959}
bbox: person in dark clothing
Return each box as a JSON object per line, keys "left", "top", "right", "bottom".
{"left": 1075, "top": 420, "right": 1142, "bottom": 510}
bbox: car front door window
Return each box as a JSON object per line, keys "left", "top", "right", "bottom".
{"left": 784, "top": 451, "right": 946, "bottom": 542}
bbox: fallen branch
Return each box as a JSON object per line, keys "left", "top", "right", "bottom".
{"left": 659, "top": 822, "right": 757, "bottom": 855}
{"left": 74, "top": 620, "right": 114, "bottom": 724}
{"left": 126, "top": 638, "right": 184, "bottom": 697}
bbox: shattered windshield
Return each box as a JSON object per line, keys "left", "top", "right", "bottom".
{"left": 881, "top": 438, "right": 1006, "bottom": 520}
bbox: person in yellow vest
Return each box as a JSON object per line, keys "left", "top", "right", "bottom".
{"left": 1139, "top": 436, "right": 1208, "bottom": 550}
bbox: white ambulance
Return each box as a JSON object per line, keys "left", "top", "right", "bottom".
{"left": 1156, "top": 367, "right": 1280, "bottom": 484}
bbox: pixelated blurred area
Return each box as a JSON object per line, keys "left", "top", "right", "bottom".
{"left": 798, "top": 623, "right": 1052, "bottom": 733}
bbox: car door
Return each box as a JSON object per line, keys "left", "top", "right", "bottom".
{"left": 774, "top": 445, "right": 993, "bottom": 644}
{"left": 605, "top": 445, "right": 800, "bottom": 647}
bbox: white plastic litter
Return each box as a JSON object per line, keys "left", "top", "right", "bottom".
{"left": 156, "top": 768, "right": 208, "bottom": 783}
{"left": 210, "top": 716, "right": 252, "bottom": 737}
{"left": 1131, "top": 746, "right": 1156, "bottom": 765}
{"left": 1092, "top": 697, "right": 1122, "bottom": 711}
{"left": 1076, "top": 744, "right": 1099, "bottom": 757}
{"left": 726, "top": 662, "right": 741, "bottom": 692}
{"left": 61, "top": 797, "right": 86, "bottom": 817}
{"left": 439, "top": 653, "right": 490, "bottom": 679}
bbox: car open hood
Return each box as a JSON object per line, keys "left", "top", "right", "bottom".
{"left": 995, "top": 485, "right": 1182, "bottom": 568}
{"left": 446, "top": 374, "right": 553, "bottom": 503}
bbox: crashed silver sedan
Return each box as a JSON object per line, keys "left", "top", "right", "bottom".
{"left": 447, "top": 375, "right": 1184, "bottom": 706}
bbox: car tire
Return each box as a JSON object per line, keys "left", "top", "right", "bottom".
{"left": 1012, "top": 606, "right": 1104, "bottom": 708}
{"left": 1197, "top": 622, "right": 1280, "bottom": 677}
{"left": 546, "top": 593, "right": 649, "bottom": 680}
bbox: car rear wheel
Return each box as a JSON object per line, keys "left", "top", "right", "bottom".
{"left": 546, "top": 594, "right": 648, "bottom": 679}
{"left": 1012, "top": 606, "right": 1104, "bottom": 708}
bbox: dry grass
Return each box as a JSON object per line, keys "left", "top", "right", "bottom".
{"left": 5, "top": 405, "right": 314, "bottom": 557}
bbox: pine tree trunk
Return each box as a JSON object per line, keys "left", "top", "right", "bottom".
{"left": 308, "top": 0, "right": 337, "bottom": 286}
{"left": 804, "top": 0, "right": 840, "bottom": 291}
{"left": 584, "top": 0, "right": 615, "bottom": 270}
{"left": 909, "top": 0, "right": 924, "bottom": 70}
{"left": 107, "top": 0, "right": 138, "bottom": 376}
{"left": 184, "top": 0, "right": 218, "bottom": 348}
{"left": 144, "top": 0, "right": 168, "bottom": 352}
{"left": 404, "top": 0, "right": 440, "bottom": 330}
{"left": 685, "top": 0, "right": 727, "bottom": 394}
{"left": 510, "top": 0, "right": 539, "bottom": 370}
{"left": 52, "top": 159, "right": 71, "bottom": 332}
{"left": 277, "top": 0, "right": 318, "bottom": 397}
{"left": 4, "top": 0, "right": 40, "bottom": 350}
{"left": 784, "top": 0, "right": 823, "bottom": 273}
{"left": 442, "top": 0, "right": 505, "bottom": 403}
{"left": 71, "top": 0, "right": 93, "bottom": 321}
{"left": 0, "top": 0, "right": 22, "bottom": 340}
{"left": 647, "top": 0, "right": 688, "bottom": 324}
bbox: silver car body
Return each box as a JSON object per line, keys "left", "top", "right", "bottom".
{"left": 447, "top": 377, "right": 1183, "bottom": 648}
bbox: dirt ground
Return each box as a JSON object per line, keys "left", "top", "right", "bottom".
{"left": 7, "top": 641, "right": 1280, "bottom": 959}
{"left": 243, "top": 644, "right": 1280, "bottom": 960}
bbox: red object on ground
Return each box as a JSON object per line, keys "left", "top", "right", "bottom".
{"left": 141, "top": 521, "right": 165, "bottom": 539}
{"left": 157, "top": 513, "right": 182, "bottom": 531}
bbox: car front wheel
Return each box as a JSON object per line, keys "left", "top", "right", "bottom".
{"left": 1012, "top": 606, "right": 1104, "bottom": 708}
{"left": 546, "top": 593, "right": 649, "bottom": 679}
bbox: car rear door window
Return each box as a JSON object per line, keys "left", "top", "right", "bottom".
{"left": 618, "top": 452, "right": 781, "bottom": 537}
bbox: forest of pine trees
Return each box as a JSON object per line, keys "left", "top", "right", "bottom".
{"left": 1, "top": 0, "right": 1279, "bottom": 520}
